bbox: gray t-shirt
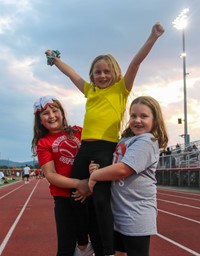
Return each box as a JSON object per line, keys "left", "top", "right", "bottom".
{"left": 111, "top": 133, "right": 159, "bottom": 236}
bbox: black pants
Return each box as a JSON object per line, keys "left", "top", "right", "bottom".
{"left": 54, "top": 197, "right": 77, "bottom": 256}
{"left": 114, "top": 231, "right": 150, "bottom": 256}
{"left": 71, "top": 140, "right": 117, "bottom": 255}
{"left": 54, "top": 196, "right": 104, "bottom": 256}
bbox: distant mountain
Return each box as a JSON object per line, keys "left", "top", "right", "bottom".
{"left": 0, "top": 159, "right": 38, "bottom": 168}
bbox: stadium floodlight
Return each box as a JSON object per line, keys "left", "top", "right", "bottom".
{"left": 172, "top": 8, "right": 190, "bottom": 145}
{"left": 172, "top": 8, "right": 189, "bottom": 30}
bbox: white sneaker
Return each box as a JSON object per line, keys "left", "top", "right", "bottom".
{"left": 74, "top": 242, "right": 94, "bottom": 256}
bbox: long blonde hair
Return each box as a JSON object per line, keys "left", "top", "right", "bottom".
{"left": 89, "top": 54, "right": 122, "bottom": 86}
{"left": 122, "top": 96, "right": 168, "bottom": 149}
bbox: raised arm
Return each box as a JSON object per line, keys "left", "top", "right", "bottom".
{"left": 45, "top": 50, "right": 85, "bottom": 94}
{"left": 124, "top": 22, "right": 165, "bottom": 91}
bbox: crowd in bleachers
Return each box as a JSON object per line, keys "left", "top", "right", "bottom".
{"left": 158, "top": 140, "right": 200, "bottom": 169}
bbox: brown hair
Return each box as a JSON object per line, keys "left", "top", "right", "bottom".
{"left": 121, "top": 96, "right": 168, "bottom": 149}
{"left": 31, "top": 99, "right": 77, "bottom": 156}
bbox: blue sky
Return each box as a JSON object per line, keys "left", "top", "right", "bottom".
{"left": 0, "top": 0, "right": 199, "bottom": 162}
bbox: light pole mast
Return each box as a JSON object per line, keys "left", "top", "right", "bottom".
{"left": 182, "top": 29, "right": 189, "bottom": 145}
{"left": 172, "top": 8, "right": 190, "bottom": 145}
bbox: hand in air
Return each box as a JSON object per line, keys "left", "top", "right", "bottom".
{"left": 45, "top": 50, "right": 52, "bottom": 56}
{"left": 152, "top": 22, "right": 165, "bottom": 37}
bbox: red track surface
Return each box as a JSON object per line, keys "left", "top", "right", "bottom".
{"left": 0, "top": 179, "right": 200, "bottom": 256}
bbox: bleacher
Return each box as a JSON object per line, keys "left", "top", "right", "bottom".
{"left": 158, "top": 140, "right": 200, "bottom": 169}
{"left": 156, "top": 140, "right": 200, "bottom": 188}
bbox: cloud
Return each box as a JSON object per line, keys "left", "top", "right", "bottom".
{"left": 0, "top": 0, "right": 199, "bottom": 161}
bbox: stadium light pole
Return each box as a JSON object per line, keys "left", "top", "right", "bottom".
{"left": 172, "top": 8, "right": 190, "bottom": 145}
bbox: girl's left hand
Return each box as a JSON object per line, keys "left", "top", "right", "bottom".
{"left": 152, "top": 22, "right": 165, "bottom": 37}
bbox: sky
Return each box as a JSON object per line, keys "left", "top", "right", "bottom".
{"left": 0, "top": 0, "right": 199, "bottom": 163}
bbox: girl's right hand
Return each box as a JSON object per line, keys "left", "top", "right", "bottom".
{"left": 45, "top": 50, "right": 52, "bottom": 56}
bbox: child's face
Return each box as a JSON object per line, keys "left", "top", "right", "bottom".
{"left": 39, "top": 104, "right": 64, "bottom": 133}
{"left": 129, "top": 103, "right": 154, "bottom": 135}
{"left": 92, "top": 59, "right": 113, "bottom": 88}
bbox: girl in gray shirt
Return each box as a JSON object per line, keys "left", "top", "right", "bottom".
{"left": 89, "top": 96, "right": 168, "bottom": 256}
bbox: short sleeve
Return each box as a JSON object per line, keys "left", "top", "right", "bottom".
{"left": 37, "top": 139, "right": 53, "bottom": 167}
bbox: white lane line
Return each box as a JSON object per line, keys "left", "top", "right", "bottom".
{"left": 158, "top": 198, "right": 200, "bottom": 210}
{"left": 0, "top": 181, "right": 39, "bottom": 255}
{"left": 158, "top": 192, "right": 200, "bottom": 202}
{"left": 157, "top": 233, "right": 200, "bottom": 256}
{"left": 0, "top": 185, "right": 24, "bottom": 200}
{"left": 158, "top": 209, "right": 200, "bottom": 224}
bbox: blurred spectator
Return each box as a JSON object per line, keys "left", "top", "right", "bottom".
{"left": 35, "top": 169, "right": 41, "bottom": 179}
{"left": 23, "top": 165, "right": 31, "bottom": 184}
{"left": 0, "top": 170, "right": 9, "bottom": 183}
{"left": 192, "top": 144, "right": 198, "bottom": 150}
{"left": 165, "top": 147, "right": 172, "bottom": 168}
{"left": 176, "top": 143, "right": 181, "bottom": 153}
{"left": 191, "top": 144, "right": 199, "bottom": 159}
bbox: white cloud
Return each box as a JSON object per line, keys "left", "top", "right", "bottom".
{"left": 0, "top": 0, "right": 199, "bottom": 161}
{"left": 0, "top": 16, "right": 13, "bottom": 34}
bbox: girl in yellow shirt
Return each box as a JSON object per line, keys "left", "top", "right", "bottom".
{"left": 45, "top": 22, "right": 164, "bottom": 256}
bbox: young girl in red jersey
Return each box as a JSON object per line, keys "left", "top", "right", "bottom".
{"left": 31, "top": 96, "right": 93, "bottom": 256}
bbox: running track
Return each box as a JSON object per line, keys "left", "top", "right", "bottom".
{"left": 0, "top": 179, "right": 200, "bottom": 256}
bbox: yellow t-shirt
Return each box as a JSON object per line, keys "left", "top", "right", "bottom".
{"left": 82, "top": 78, "right": 129, "bottom": 142}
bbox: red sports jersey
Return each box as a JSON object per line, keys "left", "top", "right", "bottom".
{"left": 37, "top": 126, "right": 82, "bottom": 197}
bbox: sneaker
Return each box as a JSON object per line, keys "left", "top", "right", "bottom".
{"left": 74, "top": 242, "right": 94, "bottom": 256}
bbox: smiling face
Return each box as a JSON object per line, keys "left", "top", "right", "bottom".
{"left": 129, "top": 103, "right": 154, "bottom": 135}
{"left": 91, "top": 59, "right": 113, "bottom": 88}
{"left": 39, "top": 104, "right": 64, "bottom": 133}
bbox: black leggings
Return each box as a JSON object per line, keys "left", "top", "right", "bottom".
{"left": 54, "top": 197, "right": 77, "bottom": 256}
{"left": 114, "top": 231, "right": 150, "bottom": 256}
{"left": 71, "top": 140, "right": 117, "bottom": 255}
